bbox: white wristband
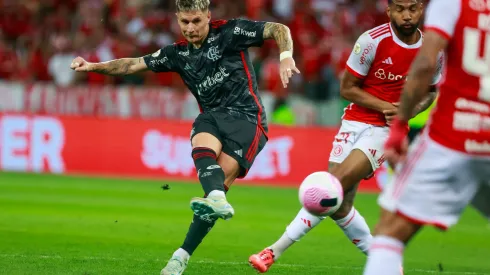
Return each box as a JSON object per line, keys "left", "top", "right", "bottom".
{"left": 280, "top": 51, "right": 293, "bottom": 61}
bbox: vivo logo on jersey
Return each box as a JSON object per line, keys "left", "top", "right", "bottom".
{"left": 374, "top": 69, "right": 405, "bottom": 81}
{"left": 233, "top": 27, "right": 256, "bottom": 37}
{"left": 196, "top": 66, "right": 230, "bottom": 95}
{"left": 359, "top": 43, "right": 376, "bottom": 65}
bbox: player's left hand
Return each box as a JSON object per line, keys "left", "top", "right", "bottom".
{"left": 383, "top": 102, "right": 399, "bottom": 125}
{"left": 280, "top": 57, "right": 300, "bottom": 88}
{"left": 384, "top": 118, "right": 409, "bottom": 169}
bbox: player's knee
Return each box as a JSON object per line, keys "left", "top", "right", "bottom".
{"left": 374, "top": 210, "right": 420, "bottom": 244}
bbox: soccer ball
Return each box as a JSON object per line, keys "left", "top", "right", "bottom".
{"left": 298, "top": 171, "right": 344, "bottom": 217}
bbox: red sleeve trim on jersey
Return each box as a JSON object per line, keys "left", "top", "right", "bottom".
{"left": 345, "top": 65, "right": 366, "bottom": 80}
{"left": 424, "top": 26, "right": 451, "bottom": 41}
{"left": 211, "top": 20, "right": 228, "bottom": 28}
{"left": 174, "top": 40, "right": 189, "bottom": 46}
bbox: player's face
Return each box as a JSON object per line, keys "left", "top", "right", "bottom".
{"left": 387, "top": 0, "right": 423, "bottom": 37}
{"left": 176, "top": 10, "right": 211, "bottom": 44}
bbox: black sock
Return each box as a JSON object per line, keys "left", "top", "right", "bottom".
{"left": 181, "top": 214, "right": 217, "bottom": 256}
{"left": 181, "top": 186, "right": 229, "bottom": 256}
{"left": 192, "top": 147, "right": 225, "bottom": 195}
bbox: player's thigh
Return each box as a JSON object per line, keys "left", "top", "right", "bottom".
{"left": 352, "top": 124, "right": 390, "bottom": 174}
{"left": 214, "top": 113, "right": 267, "bottom": 181}
{"left": 329, "top": 149, "right": 373, "bottom": 191}
{"left": 379, "top": 135, "right": 480, "bottom": 230}
{"left": 191, "top": 113, "right": 223, "bottom": 155}
{"left": 217, "top": 152, "right": 241, "bottom": 189}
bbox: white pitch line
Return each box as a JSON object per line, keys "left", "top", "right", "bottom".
{"left": 0, "top": 254, "right": 486, "bottom": 275}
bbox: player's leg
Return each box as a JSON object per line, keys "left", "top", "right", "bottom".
{"left": 363, "top": 136, "right": 482, "bottom": 275}
{"left": 161, "top": 152, "right": 242, "bottom": 275}
{"left": 264, "top": 151, "right": 373, "bottom": 259}
{"left": 188, "top": 113, "right": 235, "bottom": 221}
{"left": 249, "top": 122, "right": 371, "bottom": 272}
{"left": 328, "top": 151, "right": 374, "bottom": 255}
{"left": 161, "top": 114, "right": 231, "bottom": 275}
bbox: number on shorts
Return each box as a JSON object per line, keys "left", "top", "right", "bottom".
{"left": 462, "top": 27, "right": 490, "bottom": 103}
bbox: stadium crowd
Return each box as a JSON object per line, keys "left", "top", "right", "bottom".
{"left": 0, "top": 0, "right": 388, "bottom": 102}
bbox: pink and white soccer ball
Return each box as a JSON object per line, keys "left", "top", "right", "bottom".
{"left": 298, "top": 171, "right": 344, "bottom": 217}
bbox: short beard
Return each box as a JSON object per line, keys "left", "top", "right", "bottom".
{"left": 391, "top": 19, "right": 419, "bottom": 37}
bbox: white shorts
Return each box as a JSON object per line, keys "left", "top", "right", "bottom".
{"left": 379, "top": 133, "right": 490, "bottom": 230}
{"left": 329, "top": 120, "right": 389, "bottom": 172}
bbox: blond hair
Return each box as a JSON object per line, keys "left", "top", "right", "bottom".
{"left": 176, "top": 0, "right": 210, "bottom": 12}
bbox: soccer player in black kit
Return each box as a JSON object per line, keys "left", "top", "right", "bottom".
{"left": 70, "top": 0, "right": 299, "bottom": 274}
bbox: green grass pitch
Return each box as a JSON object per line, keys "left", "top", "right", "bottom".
{"left": 1, "top": 172, "right": 489, "bottom": 275}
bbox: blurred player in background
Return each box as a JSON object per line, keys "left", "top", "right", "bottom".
{"left": 70, "top": 0, "right": 299, "bottom": 274}
{"left": 250, "top": 0, "right": 442, "bottom": 272}
{"left": 364, "top": 0, "right": 490, "bottom": 274}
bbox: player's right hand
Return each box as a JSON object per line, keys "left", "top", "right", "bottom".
{"left": 70, "top": 56, "right": 92, "bottom": 72}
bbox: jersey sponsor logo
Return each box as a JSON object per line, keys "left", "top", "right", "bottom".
{"left": 455, "top": 98, "right": 490, "bottom": 114}
{"left": 196, "top": 66, "right": 230, "bottom": 94}
{"left": 207, "top": 34, "right": 220, "bottom": 43}
{"left": 151, "top": 49, "right": 161, "bottom": 57}
{"left": 207, "top": 165, "right": 221, "bottom": 170}
{"left": 374, "top": 69, "right": 404, "bottom": 81}
{"left": 179, "top": 50, "right": 189, "bottom": 56}
{"left": 470, "top": 0, "right": 490, "bottom": 12}
{"left": 233, "top": 26, "right": 256, "bottom": 37}
{"left": 453, "top": 111, "right": 490, "bottom": 132}
{"left": 465, "top": 139, "right": 490, "bottom": 153}
{"left": 359, "top": 43, "right": 376, "bottom": 65}
{"left": 207, "top": 46, "right": 222, "bottom": 61}
{"left": 149, "top": 56, "right": 168, "bottom": 67}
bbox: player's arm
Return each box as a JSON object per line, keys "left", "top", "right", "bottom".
{"left": 70, "top": 57, "right": 148, "bottom": 76}
{"left": 70, "top": 46, "right": 176, "bottom": 75}
{"left": 227, "top": 19, "right": 299, "bottom": 87}
{"left": 340, "top": 72, "right": 395, "bottom": 113}
{"left": 412, "top": 87, "right": 437, "bottom": 116}
{"left": 398, "top": 31, "right": 448, "bottom": 122}
{"left": 263, "top": 22, "right": 299, "bottom": 87}
{"left": 263, "top": 22, "right": 293, "bottom": 56}
{"left": 411, "top": 50, "right": 443, "bottom": 116}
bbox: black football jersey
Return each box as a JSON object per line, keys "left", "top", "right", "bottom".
{"left": 143, "top": 19, "right": 269, "bottom": 134}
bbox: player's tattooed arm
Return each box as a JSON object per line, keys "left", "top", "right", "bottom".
{"left": 71, "top": 56, "right": 149, "bottom": 75}
{"left": 412, "top": 87, "right": 437, "bottom": 117}
{"left": 263, "top": 22, "right": 293, "bottom": 53}
{"left": 398, "top": 31, "right": 448, "bottom": 121}
{"left": 91, "top": 57, "right": 148, "bottom": 76}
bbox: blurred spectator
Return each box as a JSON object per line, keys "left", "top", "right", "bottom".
{"left": 48, "top": 33, "right": 77, "bottom": 87}
{"left": 0, "top": 0, "right": 392, "bottom": 101}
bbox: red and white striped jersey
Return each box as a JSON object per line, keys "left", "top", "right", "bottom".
{"left": 424, "top": 0, "right": 490, "bottom": 155}
{"left": 344, "top": 23, "right": 444, "bottom": 126}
